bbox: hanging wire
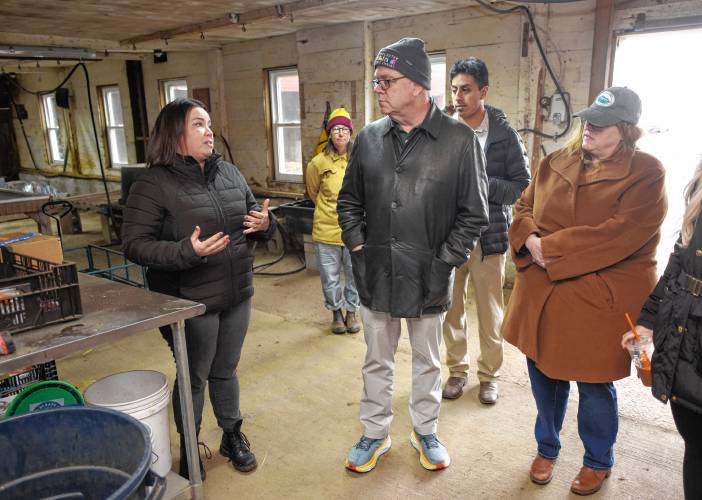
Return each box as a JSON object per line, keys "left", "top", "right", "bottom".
{"left": 4, "top": 63, "right": 118, "bottom": 235}
{"left": 474, "top": 0, "right": 572, "bottom": 140}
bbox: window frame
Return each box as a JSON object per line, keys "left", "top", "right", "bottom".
{"left": 99, "top": 84, "right": 129, "bottom": 168}
{"left": 40, "top": 93, "right": 65, "bottom": 165}
{"left": 428, "top": 52, "right": 447, "bottom": 111}
{"left": 160, "top": 78, "right": 188, "bottom": 107}
{"left": 266, "top": 67, "right": 303, "bottom": 183}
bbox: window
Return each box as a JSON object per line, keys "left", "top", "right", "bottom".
{"left": 429, "top": 53, "right": 447, "bottom": 111}
{"left": 162, "top": 79, "right": 188, "bottom": 104}
{"left": 41, "top": 93, "right": 64, "bottom": 163}
{"left": 268, "top": 68, "right": 302, "bottom": 181}
{"left": 101, "top": 86, "right": 128, "bottom": 167}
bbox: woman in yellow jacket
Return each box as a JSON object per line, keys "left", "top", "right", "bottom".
{"left": 306, "top": 108, "right": 360, "bottom": 334}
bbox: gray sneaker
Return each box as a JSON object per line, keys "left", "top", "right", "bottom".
{"left": 345, "top": 435, "right": 391, "bottom": 473}
{"left": 410, "top": 431, "right": 450, "bottom": 470}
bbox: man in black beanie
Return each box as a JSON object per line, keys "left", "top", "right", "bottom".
{"left": 338, "top": 37, "right": 489, "bottom": 473}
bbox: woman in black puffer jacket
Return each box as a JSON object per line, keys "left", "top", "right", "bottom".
{"left": 623, "top": 159, "right": 702, "bottom": 499}
{"left": 122, "top": 98, "right": 276, "bottom": 480}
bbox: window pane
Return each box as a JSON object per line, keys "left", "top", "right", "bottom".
{"left": 49, "top": 130, "right": 63, "bottom": 162}
{"left": 108, "top": 127, "right": 128, "bottom": 165}
{"left": 164, "top": 80, "right": 188, "bottom": 104}
{"left": 276, "top": 126, "right": 302, "bottom": 176}
{"left": 276, "top": 73, "right": 300, "bottom": 123}
{"left": 105, "top": 88, "right": 123, "bottom": 126}
{"left": 429, "top": 54, "right": 446, "bottom": 111}
{"left": 44, "top": 95, "right": 57, "bottom": 128}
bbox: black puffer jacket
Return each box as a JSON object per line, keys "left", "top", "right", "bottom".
{"left": 122, "top": 153, "right": 276, "bottom": 312}
{"left": 479, "top": 105, "right": 531, "bottom": 256}
{"left": 638, "top": 219, "right": 702, "bottom": 415}
{"left": 337, "top": 101, "right": 489, "bottom": 318}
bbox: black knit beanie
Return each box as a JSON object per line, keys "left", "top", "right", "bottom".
{"left": 374, "top": 38, "right": 431, "bottom": 90}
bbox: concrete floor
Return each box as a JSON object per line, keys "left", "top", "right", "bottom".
{"left": 2, "top": 213, "right": 685, "bottom": 499}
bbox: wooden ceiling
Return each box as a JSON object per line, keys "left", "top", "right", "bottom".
{"left": 0, "top": 0, "right": 478, "bottom": 54}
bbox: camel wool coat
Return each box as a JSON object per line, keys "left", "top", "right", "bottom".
{"left": 502, "top": 147, "right": 667, "bottom": 382}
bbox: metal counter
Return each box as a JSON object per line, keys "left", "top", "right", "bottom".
{"left": 0, "top": 273, "right": 206, "bottom": 499}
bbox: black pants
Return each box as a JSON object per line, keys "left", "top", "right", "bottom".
{"left": 671, "top": 401, "right": 702, "bottom": 499}
{"left": 160, "top": 298, "right": 252, "bottom": 435}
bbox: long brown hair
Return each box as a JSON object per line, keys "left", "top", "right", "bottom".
{"left": 682, "top": 159, "right": 702, "bottom": 247}
{"left": 146, "top": 98, "right": 206, "bottom": 167}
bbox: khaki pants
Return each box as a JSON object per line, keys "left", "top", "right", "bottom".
{"left": 442, "top": 242, "right": 505, "bottom": 382}
{"left": 359, "top": 306, "right": 445, "bottom": 439}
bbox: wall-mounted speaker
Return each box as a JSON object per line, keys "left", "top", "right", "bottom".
{"left": 56, "top": 87, "right": 69, "bottom": 108}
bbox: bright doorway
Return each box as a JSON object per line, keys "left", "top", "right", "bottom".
{"left": 612, "top": 27, "right": 702, "bottom": 272}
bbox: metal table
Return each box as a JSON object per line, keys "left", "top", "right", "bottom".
{"left": 0, "top": 274, "right": 206, "bottom": 499}
{"left": 0, "top": 189, "right": 52, "bottom": 234}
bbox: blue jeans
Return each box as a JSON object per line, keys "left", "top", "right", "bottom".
{"left": 527, "top": 358, "right": 618, "bottom": 470}
{"left": 315, "top": 242, "right": 359, "bottom": 312}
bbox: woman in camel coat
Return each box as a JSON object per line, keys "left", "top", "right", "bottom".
{"left": 502, "top": 87, "right": 667, "bottom": 495}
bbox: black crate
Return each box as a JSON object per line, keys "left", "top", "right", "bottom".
{"left": 274, "top": 199, "right": 314, "bottom": 235}
{"left": 0, "top": 360, "right": 58, "bottom": 398}
{"left": 0, "top": 248, "right": 82, "bottom": 333}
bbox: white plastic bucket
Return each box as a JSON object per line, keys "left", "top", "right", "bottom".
{"left": 84, "top": 370, "right": 172, "bottom": 477}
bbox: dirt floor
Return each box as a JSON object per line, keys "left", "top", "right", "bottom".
{"left": 2, "top": 212, "right": 685, "bottom": 499}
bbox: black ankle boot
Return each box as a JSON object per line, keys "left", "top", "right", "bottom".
{"left": 179, "top": 433, "right": 207, "bottom": 481}
{"left": 220, "top": 420, "right": 257, "bottom": 472}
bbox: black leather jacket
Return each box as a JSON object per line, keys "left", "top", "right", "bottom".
{"left": 638, "top": 219, "right": 702, "bottom": 415}
{"left": 479, "top": 105, "right": 530, "bottom": 256}
{"left": 122, "top": 153, "right": 276, "bottom": 312}
{"left": 337, "top": 101, "right": 489, "bottom": 318}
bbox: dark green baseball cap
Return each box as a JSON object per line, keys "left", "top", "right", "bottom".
{"left": 574, "top": 86, "right": 642, "bottom": 127}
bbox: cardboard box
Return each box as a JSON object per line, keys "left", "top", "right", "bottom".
{"left": 0, "top": 233, "right": 64, "bottom": 265}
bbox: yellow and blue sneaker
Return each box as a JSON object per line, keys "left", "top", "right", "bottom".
{"left": 345, "top": 435, "right": 392, "bottom": 473}
{"left": 410, "top": 431, "right": 450, "bottom": 470}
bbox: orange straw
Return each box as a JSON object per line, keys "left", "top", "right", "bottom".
{"left": 625, "top": 313, "right": 640, "bottom": 340}
{"left": 625, "top": 312, "right": 650, "bottom": 369}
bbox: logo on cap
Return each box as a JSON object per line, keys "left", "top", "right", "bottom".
{"left": 375, "top": 52, "right": 399, "bottom": 68}
{"left": 595, "top": 91, "right": 615, "bottom": 107}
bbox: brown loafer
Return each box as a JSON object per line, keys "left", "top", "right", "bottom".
{"left": 570, "top": 466, "right": 611, "bottom": 495}
{"left": 529, "top": 455, "right": 556, "bottom": 485}
{"left": 441, "top": 376, "right": 467, "bottom": 400}
{"left": 478, "top": 381, "right": 498, "bottom": 404}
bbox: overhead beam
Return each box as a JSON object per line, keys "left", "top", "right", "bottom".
{"left": 121, "top": 0, "right": 344, "bottom": 46}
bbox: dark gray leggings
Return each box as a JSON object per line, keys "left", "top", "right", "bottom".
{"left": 160, "top": 298, "right": 252, "bottom": 434}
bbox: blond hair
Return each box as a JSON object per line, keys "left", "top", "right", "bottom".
{"left": 562, "top": 122, "right": 643, "bottom": 159}
{"left": 681, "top": 159, "right": 702, "bottom": 247}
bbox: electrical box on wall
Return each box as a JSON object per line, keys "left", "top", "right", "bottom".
{"left": 549, "top": 92, "right": 568, "bottom": 126}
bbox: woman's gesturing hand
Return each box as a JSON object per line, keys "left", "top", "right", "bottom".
{"left": 243, "top": 198, "right": 271, "bottom": 234}
{"left": 190, "top": 225, "right": 230, "bottom": 257}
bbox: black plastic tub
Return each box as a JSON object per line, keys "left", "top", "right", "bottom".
{"left": 274, "top": 199, "right": 315, "bottom": 235}
{"left": 0, "top": 406, "right": 165, "bottom": 500}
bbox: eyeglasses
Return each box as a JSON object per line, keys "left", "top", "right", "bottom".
{"left": 330, "top": 126, "right": 351, "bottom": 134}
{"left": 371, "top": 76, "right": 406, "bottom": 90}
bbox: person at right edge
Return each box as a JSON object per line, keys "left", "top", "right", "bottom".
{"left": 441, "top": 57, "right": 530, "bottom": 404}
{"left": 502, "top": 87, "right": 667, "bottom": 495}
{"left": 622, "top": 157, "right": 702, "bottom": 500}
{"left": 338, "top": 38, "right": 489, "bottom": 473}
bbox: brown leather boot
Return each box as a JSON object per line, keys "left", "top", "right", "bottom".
{"left": 331, "top": 310, "right": 346, "bottom": 334}
{"left": 529, "top": 455, "right": 556, "bottom": 485}
{"left": 345, "top": 311, "right": 361, "bottom": 333}
{"left": 570, "top": 466, "right": 610, "bottom": 495}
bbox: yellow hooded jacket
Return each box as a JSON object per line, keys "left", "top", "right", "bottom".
{"left": 305, "top": 150, "right": 348, "bottom": 245}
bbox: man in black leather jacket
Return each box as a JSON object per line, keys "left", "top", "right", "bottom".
{"left": 442, "top": 57, "right": 531, "bottom": 405}
{"left": 338, "top": 38, "right": 489, "bottom": 473}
